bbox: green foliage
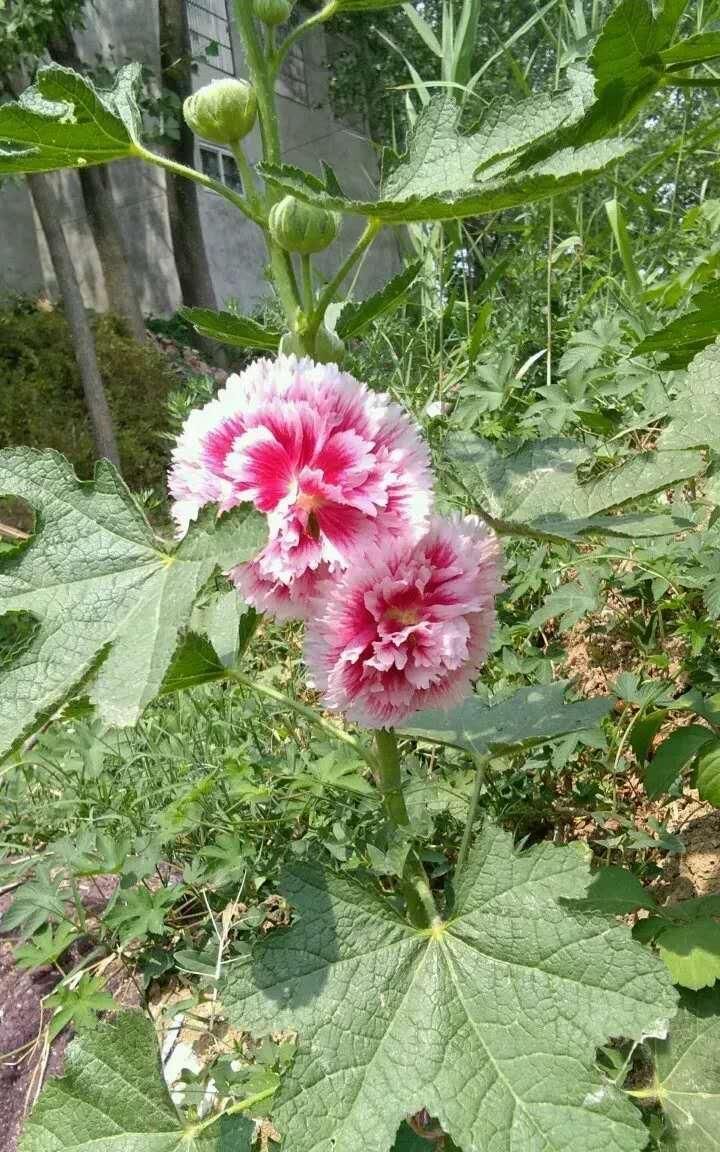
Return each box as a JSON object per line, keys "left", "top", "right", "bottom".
{"left": 182, "top": 307, "right": 282, "bottom": 351}
{"left": 18, "top": 1012, "right": 255, "bottom": 1151}
{"left": 647, "top": 988, "right": 720, "bottom": 1148}
{"left": 446, "top": 432, "right": 700, "bottom": 541}
{"left": 0, "top": 450, "right": 266, "bottom": 755}
{"left": 645, "top": 726, "right": 715, "bottom": 798}
{"left": 401, "top": 680, "right": 612, "bottom": 755}
{"left": 225, "top": 821, "right": 675, "bottom": 1152}
{"left": 261, "top": 95, "right": 632, "bottom": 222}
{"left": 335, "top": 262, "right": 422, "bottom": 340}
{"left": 658, "top": 338, "right": 720, "bottom": 453}
{"left": 0, "top": 306, "right": 178, "bottom": 490}
{"left": 0, "top": 63, "right": 141, "bottom": 175}
{"left": 636, "top": 283, "right": 720, "bottom": 368}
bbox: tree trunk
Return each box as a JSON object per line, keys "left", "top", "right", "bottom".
{"left": 48, "top": 31, "right": 147, "bottom": 343}
{"left": 158, "top": 0, "right": 217, "bottom": 309}
{"left": 28, "top": 172, "right": 121, "bottom": 468}
{"left": 79, "top": 167, "right": 148, "bottom": 343}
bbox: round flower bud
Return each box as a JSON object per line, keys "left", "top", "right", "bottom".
{"left": 314, "top": 326, "right": 346, "bottom": 365}
{"left": 269, "top": 195, "right": 340, "bottom": 255}
{"left": 183, "top": 79, "right": 257, "bottom": 145}
{"left": 253, "top": 0, "right": 294, "bottom": 24}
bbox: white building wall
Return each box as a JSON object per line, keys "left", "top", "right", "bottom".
{"left": 0, "top": 1, "right": 398, "bottom": 315}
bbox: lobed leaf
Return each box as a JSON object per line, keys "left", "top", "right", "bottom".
{"left": 225, "top": 821, "right": 676, "bottom": 1152}
{"left": 447, "top": 432, "right": 701, "bottom": 541}
{"left": 19, "top": 1011, "right": 253, "bottom": 1151}
{"left": 635, "top": 284, "right": 720, "bottom": 369}
{"left": 658, "top": 338, "right": 720, "bottom": 452}
{"left": 0, "top": 449, "right": 266, "bottom": 757}
{"left": 648, "top": 987, "right": 720, "bottom": 1149}
{"left": 0, "top": 63, "right": 141, "bottom": 175}
{"left": 400, "top": 680, "right": 612, "bottom": 755}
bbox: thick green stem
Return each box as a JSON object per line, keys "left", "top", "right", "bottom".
{"left": 269, "top": 239, "right": 302, "bottom": 324}
{"left": 233, "top": 2, "right": 282, "bottom": 165}
{"left": 301, "top": 254, "right": 315, "bottom": 314}
{"left": 374, "top": 730, "right": 438, "bottom": 928}
{"left": 455, "top": 753, "right": 491, "bottom": 878}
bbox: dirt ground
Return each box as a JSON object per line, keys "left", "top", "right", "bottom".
{"left": 0, "top": 891, "right": 69, "bottom": 1152}
{"left": 0, "top": 877, "right": 142, "bottom": 1152}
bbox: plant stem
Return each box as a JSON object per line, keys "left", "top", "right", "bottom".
{"left": 233, "top": 1, "right": 282, "bottom": 165}
{"left": 301, "top": 253, "right": 315, "bottom": 314}
{"left": 189, "top": 1085, "right": 278, "bottom": 1137}
{"left": 455, "top": 753, "right": 491, "bottom": 878}
{"left": 374, "top": 729, "right": 438, "bottom": 928}
{"left": 272, "top": 1, "right": 340, "bottom": 78}
{"left": 230, "top": 142, "right": 265, "bottom": 219}
{"left": 132, "top": 143, "right": 265, "bottom": 227}
{"left": 230, "top": 670, "right": 377, "bottom": 769}
{"left": 310, "top": 218, "right": 382, "bottom": 335}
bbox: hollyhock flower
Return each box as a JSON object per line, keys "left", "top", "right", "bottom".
{"left": 169, "top": 355, "right": 432, "bottom": 617}
{"left": 304, "top": 515, "right": 502, "bottom": 728}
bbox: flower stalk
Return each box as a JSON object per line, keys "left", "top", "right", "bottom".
{"left": 375, "top": 729, "right": 438, "bottom": 929}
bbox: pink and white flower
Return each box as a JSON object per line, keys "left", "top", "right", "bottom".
{"left": 169, "top": 355, "right": 433, "bottom": 619}
{"left": 304, "top": 516, "right": 502, "bottom": 728}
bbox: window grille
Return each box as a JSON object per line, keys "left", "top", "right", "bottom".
{"left": 187, "top": 0, "right": 235, "bottom": 75}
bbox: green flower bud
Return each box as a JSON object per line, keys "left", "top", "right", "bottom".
{"left": 269, "top": 195, "right": 340, "bottom": 255}
{"left": 253, "top": 0, "right": 294, "bottom": 24}
{"left": 314, "top": 326, "right": 346, "bottom": 365}
{"left": 183, "top": 79, "right": 257, "bottom": 145}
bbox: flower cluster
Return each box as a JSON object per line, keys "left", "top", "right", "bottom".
{"left": 170, "top": 354, "right": 501, "bottom": 726}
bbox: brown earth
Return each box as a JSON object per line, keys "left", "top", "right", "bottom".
{"left": 0, "top": 878, "right": 141, "bottom": 1152}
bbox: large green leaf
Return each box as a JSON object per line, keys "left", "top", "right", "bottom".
{"left": 635, "top": 284, "right": 720, "bottom": 369}
{"left": 562, "top": 0, "right": 687, "bottom": 145}
{"left": 0, "top": 63, "right": 141, "bottom": 175}
{"left": 658, "top": 339, "right": 720, "bottom": 452}
{"left": 182, "top": 308, "right": 282, "bottom": 351}
{"left": 0, "top": 449, "right": 266, "bottom": 756}
{"left": 225, "top": 821, "right": 676, "bottom": 1152}
{"left": 19, "top": 1011, "right": 253, "bottom": 1151}
{"left": 658, "top": 921, "right": 720, "bottom": 991}
{"left": 400, "top": 680, "right": 612, "bottom": 755}
{"left": 645, "top": 726, "right": 715, "bottom": 799}
{"left": 447, "top": 433, "right": 701, "bottom": 541}
{"left": 696, "top": 741, "right": 720, "bottom": 808}
{"left": 259, "top": 92, "right": 630, "bottom": 223}
{"left": 649, "top": 987, "right": 720, "bottom": 1149}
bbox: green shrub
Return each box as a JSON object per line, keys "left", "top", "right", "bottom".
{"left": 0, "top": 301, "right": 179, "bottom": 490}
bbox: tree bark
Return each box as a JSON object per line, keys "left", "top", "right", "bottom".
{"left": 28, "top": 172, "right": 121, "bottom": 468}
{"left": 158, "top": 0, "right": 217, "bottom": 309}
{"left": 79, "top": 166, "right": 148, "bottom": 343}
{"left": 48, "top": 31, "right": 147, "bottom": 343}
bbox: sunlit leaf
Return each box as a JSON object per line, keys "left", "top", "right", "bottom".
{"left": 225, "top": 822, "right": 676, "bottom": 1152}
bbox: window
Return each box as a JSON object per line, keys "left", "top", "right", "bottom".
{"left": 187, "top": 0, "right": 235, "bottom": 76}
{"left": 199, "top": 146, "right": 244, "bottom": 195}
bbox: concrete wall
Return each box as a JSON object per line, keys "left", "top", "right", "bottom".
{"left": 0, "top": 1, "right": 398, "bottom": 315}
